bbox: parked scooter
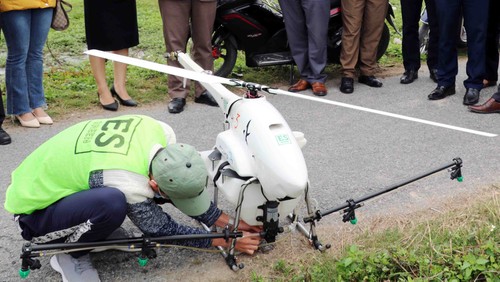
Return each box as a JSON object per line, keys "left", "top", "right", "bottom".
{"left": 419, "top": 7, "right": 467, "bottom": 55}
{"left": 211, "top": 0, "right": 399, "bottom": 77}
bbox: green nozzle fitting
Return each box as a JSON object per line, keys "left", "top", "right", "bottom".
{"left": 19, "top": 269, "right": 30, "bottom": 279}
{"left": 138, "top": 257, "right": 148, "bottom": 267}
{"left": 457, "top": 176, "right": 463, "bottom": 182}
{"left": 350, "top": 218, "right": 357, "bottom": 225}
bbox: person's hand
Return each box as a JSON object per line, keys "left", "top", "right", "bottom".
{"left": 237, "top": 219, "right": 263, "bottom": 233}
{"left": 212, "top": 231, "right": 261, "bottom": 255}
{"left": 215, "top": 213, "right": 263, "bottom": 233}
{"left": 232, "top": 231, "right": 261, "bottom": 255}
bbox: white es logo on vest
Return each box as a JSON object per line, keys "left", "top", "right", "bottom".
{"left": 75, "top": 117, "right": 143, "bottom": 155}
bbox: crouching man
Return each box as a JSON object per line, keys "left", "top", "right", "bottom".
{"left": 5, "top": 115, "right": 261, "bottom": 281}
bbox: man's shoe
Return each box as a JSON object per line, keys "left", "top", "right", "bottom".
{"left": 429, "top": 69, "right": 438, "bottom": 83}
{"left": 0, "top": 127, "right": 11, "bottom": 145}
{"left": 468, "top": 98, "right": 500, "bottom": 114}
{"left": 288, "top": 79, "right": 311, "bottom": 92}
{"left": 311, "top": 82, "right": 327, "bottom": 96}
{"left": 168, "top": 98, "right": 186, "bottom": 114}
{"left": 428, "top": 85, "right": 456, "bottom": 100}
{"left": 339, "top": 77, "right": 354, "bottom": 94}
{"left": 358, "top": 75, "right": 383, "bottom": 87}
{"left": 194, "top": 91, "right": 218, "bottom": 107}
{"left": 463, "top": 88, "right": 480, "bottom": 105}
{"left": 50, "top": 253, "right": 100, "bottom": 282}
{"left": 400, "top": 70, "right": 418, "bottom": 84}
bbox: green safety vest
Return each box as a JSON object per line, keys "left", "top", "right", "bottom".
{"left": 5, "top": 115, "right": 168, "bottom": 215}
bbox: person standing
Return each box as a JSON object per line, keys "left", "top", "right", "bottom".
{"left": 428, "top": 0, "right": 489, "bottom": 105}
{"left": 278, "top": 0, "right": 330, "bottom": 96}
{"left": 399, "top": 0, "right": 439, "bottom": 84}
{"left": 159, "top": 0, "right": 219, "bottom": 114}
{"left": 84, "top": 0, "right": 139, "bottom": 112}
{"left": 0, "top": 0, "right": 55, "bottom": 128}
{"left": 339, "top": 0, "right": 388, "bottom": 94}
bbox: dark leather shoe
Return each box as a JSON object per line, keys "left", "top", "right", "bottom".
{"left": 168, "top": 98, "right": 186, "bottom": 114}
{"left": 429, "top": 69, "right": 438, "bottom": 83}
{"left": 400, "top": 70, "right": 418, "bottom": 84}
{"left": 111, "top": 86, "right": 138, "bottom": 107}
{"left": 463, "top": 88, "right": 480, "bottom": 105}
{"left": 427, "top": 85, "right": 456, "bottom": 100}
{"left": 288, "top": 79, "right": 311, "bottom": 92}
{"left": 468, "top": 98, "right": 500, "bottom": 113}
{"left": 358, "top": 75, "right": 383, "bottom": 87}
{"left": 340, "top": 77, "right": 354, "bottom": 94}
{"left": 0, "top": 127, "right": 11, "bottom": 145}
{"left": 311, "top": 82, "right": 327, "bottom": 96}
{"left": 194, "top": 91, "right": 218, "bottom": 107}
{"left": 97, "top": 92, "right": 118, "bottom": 111}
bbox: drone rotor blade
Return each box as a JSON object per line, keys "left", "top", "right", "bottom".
{"left": 269, "top": 88, "right": 497, "bottom": 138}
{"left": 84, "top": 50, "right": 496, "bottom": 138}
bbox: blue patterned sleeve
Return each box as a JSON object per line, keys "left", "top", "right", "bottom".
{"left": 127, "top": 199, "right": 212, "bottom": 248}
{"left": 190, "top": 201, "right": 222, "bottom": 227}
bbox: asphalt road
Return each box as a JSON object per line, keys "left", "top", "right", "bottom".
{"left": 0, "top": 61, "right": 499, "bottom": 281}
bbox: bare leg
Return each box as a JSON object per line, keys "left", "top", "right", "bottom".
{"left": 89, "top": 55, "right": 114, "bottom": 105}
{"left": 112, "top": 49, "right": 132, "bottom": 100}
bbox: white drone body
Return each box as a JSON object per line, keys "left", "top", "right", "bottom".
{"left": 199, "top": 95, "right": 307, "bottom": 225}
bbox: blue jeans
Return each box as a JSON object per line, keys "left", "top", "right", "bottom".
{"left": 1, "top": 8, "right": 52, "bottom": 115}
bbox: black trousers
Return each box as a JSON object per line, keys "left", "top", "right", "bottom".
{"left": 18, "top": 187, "right": 127, "bottom": 257}
{"left": 400, "top": 0, "right": 438, "bottom": 71}
{"left": 485, "top": 0, "right": 500, "bottom": 82}
{"left": 435, "top": 0, "right": 488, "bottom": 89}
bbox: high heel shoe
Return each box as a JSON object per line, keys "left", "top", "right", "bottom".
{"left": 110, "top": 86, "right": 138, "bottom": 107}
{"left": 33, "top": 113, "right": 53, "bottom": 125}
{"left": 97, "top": 92, "right": 119, "bottom": 111}
{"left": 15, "top": 113, "right": 40, "bottom": 128}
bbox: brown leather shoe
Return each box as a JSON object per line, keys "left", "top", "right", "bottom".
{"left": 468, "top": 98, "right": 500, "bottom": 114}
{"left": 311, "top": 82, "right": 327, "bottom": 96}
{"left": 288, "top": 79, "right": 311, "bottom": 92}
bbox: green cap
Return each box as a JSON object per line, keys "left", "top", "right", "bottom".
{"left": 151, "top": 143, "right": 210, "bottom": 216}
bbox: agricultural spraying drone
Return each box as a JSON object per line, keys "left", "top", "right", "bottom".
{"left": 19, "top": 49, "right": 495, "bottom": 277}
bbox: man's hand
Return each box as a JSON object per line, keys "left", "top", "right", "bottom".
{"left": 215, "top": 213, "right": 263, "bottom": 233}
{"left": 237, "top": 219, "right": 263, "bottom": 233}
{"left": 212, "top": 231, "right": 261, "bottom": 255}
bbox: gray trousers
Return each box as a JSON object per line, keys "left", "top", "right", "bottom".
{"left": 278, "top": 0, "right": 330, "bottom": 83}
{"left": 158, "top": 0, "right": 217, "bottom": 98}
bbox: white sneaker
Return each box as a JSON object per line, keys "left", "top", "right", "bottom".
{"left": 50, "top": 253, "right": 100, "bottom": 282}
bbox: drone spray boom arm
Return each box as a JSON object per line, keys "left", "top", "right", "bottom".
{"left": 19, "top": 230, "right": 243, "bottom": 278}
{"left": 304, "top": 158, "right": 463, "bottom": 225}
